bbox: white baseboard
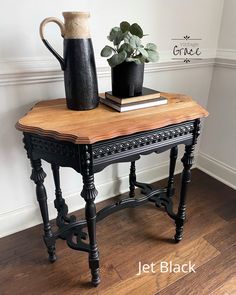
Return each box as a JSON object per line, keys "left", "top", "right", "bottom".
{"left": 197, "top": 152, "right": 236, "bottom": 190}
{"left": 0, "top": 160, "right": 184, "bottom": 238}
{"left": 2, "top": 150, "right": 234, "bottom": 238}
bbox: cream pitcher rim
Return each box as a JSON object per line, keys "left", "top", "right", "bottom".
{"left": 62, "top": 11, "right": 90, "bottom": 17}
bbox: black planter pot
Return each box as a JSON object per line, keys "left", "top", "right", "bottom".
{"left": 111, "top": 62, "right": 144, "bottom": 97}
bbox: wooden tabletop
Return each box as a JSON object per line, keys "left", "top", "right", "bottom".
{"left": 16, "top": 93, "right": 208, "bottom": 144}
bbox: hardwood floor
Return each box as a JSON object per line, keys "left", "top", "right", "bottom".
{"left": 0, "top": 169, "right": 235, "bottom": 295}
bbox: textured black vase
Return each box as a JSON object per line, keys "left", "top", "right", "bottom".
{"left": 40, "top": 12, "right": 99, "bottom": 110}
{"left": 112, "top": 62, "right": 144, "bottom": 97}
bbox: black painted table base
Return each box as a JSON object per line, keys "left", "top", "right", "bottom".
{"left": 23, "top": 119, "right": 200, "bottom": 287}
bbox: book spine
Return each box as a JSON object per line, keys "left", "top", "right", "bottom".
{"left": 105, "top": 92, "right": 161, "bottom": 105}
{"left": 105, "top": 97, "right": 167, "bottom": 107}
{"left": 100, "top": 97, "right": 167, "bottom": 112}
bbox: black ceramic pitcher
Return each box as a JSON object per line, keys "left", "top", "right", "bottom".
{"left": 40, "top": 12, "right": 99, "bottom": 110}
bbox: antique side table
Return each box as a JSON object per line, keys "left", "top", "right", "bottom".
{"left": 16, "top": 93, "right": 208, "bottom": 286}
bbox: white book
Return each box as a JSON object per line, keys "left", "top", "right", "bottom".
{"left": 100, "top": 97, "right": 167, "bottom": 112}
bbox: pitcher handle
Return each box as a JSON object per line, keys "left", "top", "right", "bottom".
{"left": 40, "top": 17, "right": 66, "bottom": 70}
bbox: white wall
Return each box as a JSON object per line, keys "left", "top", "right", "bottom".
{"left": 0, "top": 0, "right": 223, "bottom": 61}
{"left": 198, "top": 0, "right": 236, "bottom": 189}
{"left": 218, "top": 0, "right": 236, "bottom": 52}
{"left": 0, "top": 0, "right": 225, "bottom": 237}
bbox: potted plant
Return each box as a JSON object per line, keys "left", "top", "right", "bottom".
{"left": 101, "top": 21, "right": 159, "bottom": 97}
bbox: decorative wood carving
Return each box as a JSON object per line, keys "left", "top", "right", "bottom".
{"left": 92, "top": 121, "right": 195, "bottom": 160}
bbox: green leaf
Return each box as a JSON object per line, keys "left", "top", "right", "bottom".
{"left": 124, "top": 34, "right": 141, "bottom": 49}
{"left": 137, "top": 54, "right": 147, "bottom": 63}
{"left": 145, "top": 43, "right": 157, "bottom": 51}
{"left": 118, "top": 43, "right": 134, "bottom": 56}
{"left": 123, "top": 31, "right": 131, "bottom": 39}
{"left": 130, "top": 23, "right": 143, "bottom": 38}
{"left": 107, "top": 27, "right": 124, "bottom": 46}
{"left": 116, "top": 32, "right": 124, "bottom": 46}
{"left": 146, "top": 50, "right": 159, "bottom": 62}
{"left": 126, "top": 57, "right": 142, "bottom": 64}
{"left": 138, "top": 47, "right": 149, "bottom": 58}
{"left": 128, "top": 53, "right": 146, "bottom": 64}
{"left": 101, "top": 45, "right": 114, "bottom": 57}
{"left": 134, "top": 59, "right": 142, "bottom": 64}
{"left": 107, "top": 27, "right": 120, "bottom": 42}
{"left": 120, "top": 21, "right": 130, "bottom": 33}
{"left": 107, "top": 51, "right": 127, "bottom": 67}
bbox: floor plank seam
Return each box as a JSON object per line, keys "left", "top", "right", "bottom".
{"left": 156, "top": 240, "right": 221, "bottom": 294}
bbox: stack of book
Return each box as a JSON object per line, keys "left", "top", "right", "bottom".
{"left": 100, "top": 87, "right": 167, "bottom": 112}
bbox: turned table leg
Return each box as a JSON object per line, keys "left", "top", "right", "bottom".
{"left": 81, "top": 145, "right": 100, "bottom": 287}
{"left": 81, "top": 174, "right": 100, "bottom": 286}
{"left": 129, "top": 161, "right": 136, "bottom": 198}
{"left": 30, "top": 159, "right": 56, "bottom": 262}
{"left": 51, "top": 164, "right": 71, "bottom": 227}
{"left": 175, "top": 145, "right": 194, "bottom": 242}
{"left": 167, "top": 146, "right": 178, "bottom": 198}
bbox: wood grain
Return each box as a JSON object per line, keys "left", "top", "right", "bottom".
{"left": 204, "top": 218, "right": 236, "bottom": 252}
{"left": 1, "top": 170, "right": 235, "bottom": 295}
{"left": 159, "top": 244, "right": 236, "bottom": 295}
{"left": 102, "top": 238, "right": 219, "bottom": 295}
{"left": 211, "top": 277, "right": 236, "bottom": 295}
{"left": 16, "top": 93, "right": 208, "bottom": 144}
